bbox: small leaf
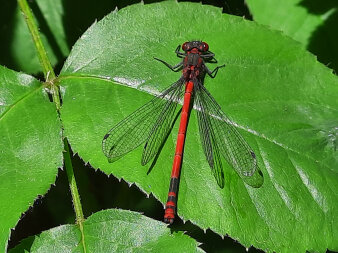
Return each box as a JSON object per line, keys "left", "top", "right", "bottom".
{"left": 9, "top": 209, "right": 202, "bottom": 253}
{"left": 0, "top": 66, "right": 63, "bottom": 252}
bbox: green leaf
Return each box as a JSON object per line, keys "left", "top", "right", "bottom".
{"left": 9, "top": 209, "right": 202, "bottom": 253}
{"left": 0, "top": 0, "right": 69, "bottom": 74}
{"left": 58, "top": 2, "right": 338, "bottom": 252}
{"left": 246, "top": 0, "right": 338, "bottom": 71}
{"left": 0, "top": 66, "right": 63, "bottom": 251}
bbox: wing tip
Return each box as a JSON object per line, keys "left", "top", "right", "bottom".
{"left": 103, "top": 133, "right": 110, "bottom": 140}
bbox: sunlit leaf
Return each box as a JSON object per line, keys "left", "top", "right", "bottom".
{"left": 9, "top": 209, "right": 203, "bottom": 253}
{"left": 0, "top": 66, "right": 63, "bottom": 251}
{"left": 57, "top": 2, "right": 337, "bottom": 252}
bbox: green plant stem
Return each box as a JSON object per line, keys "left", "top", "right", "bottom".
{"left": 18, "top": 0, "right": 86, "bottom": 249}
{"left": 64, "top": 138, "right": 86, "bottom": 251}
{"left": 17, "top": 0, "right": 55, "bottom": 81}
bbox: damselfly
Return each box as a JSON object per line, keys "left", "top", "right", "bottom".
{"left": 103, "top": 41, "right": 262, "bottom": 224}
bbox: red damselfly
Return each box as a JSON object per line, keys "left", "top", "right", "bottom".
{"left": 103, "top": 41, "right": 261, "bottom": 224}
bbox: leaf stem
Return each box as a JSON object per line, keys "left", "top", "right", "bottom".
{"left": 17, "top": 0, "right": 55, "bottom": 81}
{"left": 18, "top": 1, "right": 86, "bottom": 249}
{"left": 63, "top": 138, "right": 87, "bottom": 251}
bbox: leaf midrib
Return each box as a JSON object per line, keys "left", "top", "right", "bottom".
{"left": 0, "top": 84, "right": 43, "bottom": 121}
{"left": 59, "top": 74, "right": 334, "bottom": 172}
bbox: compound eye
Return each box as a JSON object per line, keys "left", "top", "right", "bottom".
{"left": 202, "top": 42, "right": 209, "bottom": 51}
{"left": 182, "top": 42, "right": 191, "bottom": 51}
{"left": 182, "top": 42, "right": 189, "bottom": 51}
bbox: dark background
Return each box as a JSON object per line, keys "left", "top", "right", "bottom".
{"left": 1, "top": 0, "right": 336, "bottom": 252}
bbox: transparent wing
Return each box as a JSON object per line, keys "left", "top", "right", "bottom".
{"left": 102, "top": 78, "right": 185, "bottom": 163}
{"left": 195, "top": 85, "right": 225, "bottom": 188}
{"left": 195, "top": 84, "right": 261, "bottom": 187}
{"left": 142, "top": 79, "right": 185, "bottom": 165}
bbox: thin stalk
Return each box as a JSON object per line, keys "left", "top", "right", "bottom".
{"left": 18, "top": 0, "right": 86, "bottom": 250}
{"left": 64, "top": 138, "right": 86, "bottom": 251}
{"left": 17, "top": 0, "right": 55, "bottom": 81}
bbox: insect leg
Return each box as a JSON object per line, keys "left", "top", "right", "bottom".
{"left": 201, "top": 53, "right": 218, "bottom": 63}
{"left": 175, "top": 45, "right": 186, "bottom": 58}
{"left": 201, "top": 52, "right": 215, "bottom": 58}
{"left": 154, "top": 58, "right": 183, "bottom": 72}
{"left": 205, "top": 64, "right": 226, "bottom": 78}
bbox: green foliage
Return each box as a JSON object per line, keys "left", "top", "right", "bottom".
{"left": 246, "top": 0, "right": 338, "bottom": 72}
{"left": 59, "top": 2, "right": 338, "bottom": 252}
{"left": 0, "top": 1, "right": 337, "bottom": 252}
{"left": 9, "top": 209, "right": 202, "bottom": 253}
{"left": 0, "top": 66, "right": 63, "bottom": 251}
{"left": 0, "top": 0, "right": 69, "bottom": 74}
